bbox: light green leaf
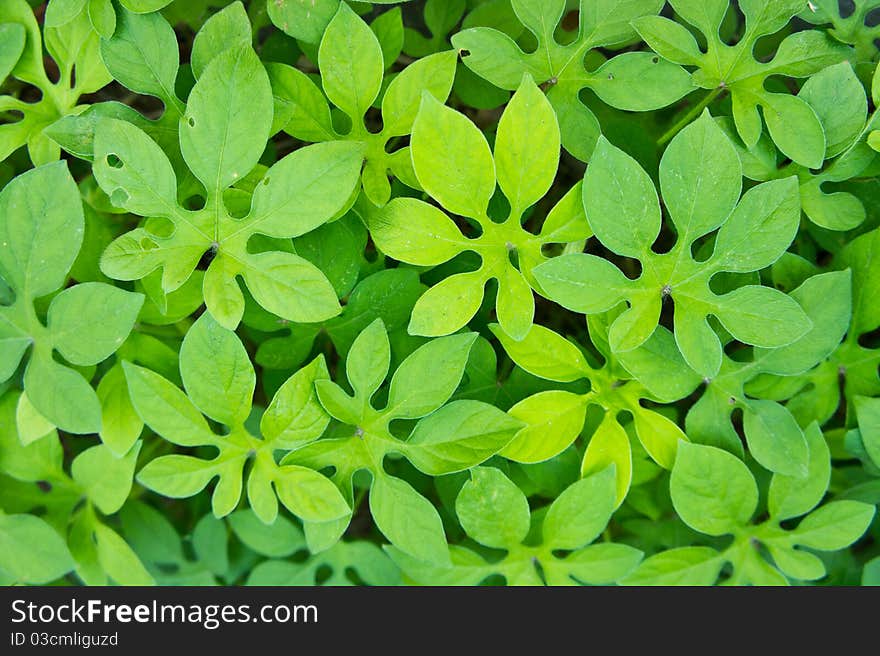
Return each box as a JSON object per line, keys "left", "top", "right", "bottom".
{"left": 621, "top": 546, "right": 723, "bottom": 586}
{"left": 494, "top": 74, "right": 560, "bottom": 215}
{"left": 742, "top": 400, "right": 809, "bottom": 477}
{"left": 504, "top": 391, "right": 587, "bottom": 463}
{"left": 370, "top": 473, "right": 450, "bottom": 565}
{"left": 455, "top": 466, "right": 530, "bottom": 549}
{"left": 382, "top": 50, "right": 458, "bottom": 136}
{"left": 136, "top": 454, "right": 217, "bottom": 499}
{"left": 94, "top": 523, "right": 154, "bottom": 585}
{"left": 318, "top": 3, "right": 384, "bottom": 121}
{"left": 190, "top": 1, "right": 251, "bottom": 79}
{"left": 274, "top": 465, "right": 350, "bottom": 523}
{"left": 123, "top": 361, "right": 216, "bottom": 447}
{"left": 386, "top": 333, "right": 477, "bottom": 419}
{"left": 490, "top": 323, "right": 589, "bottom": 383}
{"left": 411, "top": 93, "right": 496, "bottom": 218}
{"left": 179, "top": 45, "right": 272, "bottom": 192}
{"left": 345, "top": 318, "right": 390, "bottom": 401}
{"left": 405, "top": 400, "right": 523, "bottom": 475}
{"left": 581, "top": 415, "right": 633, "bottom": 504}
{"left": 543, "top": 466, "right": 617, "bottom": 550}
{"left": 47, "top": 283, "right": 143, "bottom": 366}
{"left": 671, "top": 442, "right": 758, "bottom": 536}
{"left": 0, "top": 514, "right": 75, "bottom": 584}
{"left": 793, "top": 501, "right": 875, "bottom": 550}
{"left": 261, "top": 356, "right": 331, "bottom": 448}
{"left": 71, "top": 442, "right": 141, "bottom": 515}
{"left": 179, "top": 313, "right": 255, "bottom": 427}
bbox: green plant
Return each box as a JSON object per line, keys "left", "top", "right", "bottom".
{"left": 1, "top": 0, "right": 878, "bottom": 587}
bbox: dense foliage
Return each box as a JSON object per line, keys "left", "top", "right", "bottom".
{"left": 1, "top": 0, "right": 879, "bottom": 586}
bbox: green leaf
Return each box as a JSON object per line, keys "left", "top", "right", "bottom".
{"left": 543, "top": 466, "right": 617, "bottom": 550}
{"left": 742, "top": 400, "right": 809, "bottom": 477}
{"left": 408, "top": 271, "right": 487, "bottom": 337}
{"left": 274, "top": 465, "right": 350, "bottom": 523}
{"left": 854, "top": 395, "right": 880, "bottom": 469}
{"left": 490, "top": 323, "right": 590, "bottom": 383}
{"left": 533, "top": 253, "right": 630, "bottom": 314}
{"left": 504, "top": 391, "right": 587, "bottom": 463}
{"left": 0, "top": 24, "right": 26, "bottom": 82}
{"left": 768, "top": 423, "right": 832, "bottom": 521}
{"left": 369, "top": 473, "right": 450, "bottom": 565}
{"left": 793, "top": 501, "right": 875, "bottom": 550}
{"left": 318, "top": 3, "right": 384, "bottom": 121}
{"left": 179, "top": 313, "right": 255, "bottom": 427}
{"left": 47, "top": 283, "right": 143, "bottom": 366}
{"left": 123, "top": 362, "right": 216, "bottom": 446}
{"left": 190, "top": 1, "right": 251, "bottom": 79}
{"left": 371, "top": 197, "right": 468, "bottom": 266}
{"left": 712, "top": 285, "right": 812, "bottom": 349}
{"left": 386, "top": 332, "right": 477, "bottom": 419}
{"left": 88, "top": 0, "right": 115, "bottom": 39}
{"left": 71, "top": 442, "right": 141, "bottom": 515}
{"left": 228, "top": 510, "right": 303, "bottom": 558}
{"left": 345, "top": 318, "right": 390, "bottom": 401}
{"left": 261, "top": 356, "right": 331, "bottom": 448}
{"left": 584, "top": 137, "right": 661, "bottom": 258}
{"left": 100, "top": 8, "right": 180, "bottom": 104}
{"left": 405, "top": 400, "right": 523, "bottom": 475}
{"left": 97, "top": 364, "right": 143, "bottom": 455}
{"left": 671, "top": 442, "right": 758, "bottom": 536}
{"left": 456, "top": 467, "right": 530, "bottom": 549}
{"left": 660, "top": 111, "right": 742, "bottom": 243}
{"left": 267, "top": 0, "right": 339, "bottom": 43}
{"left": 0, "top": 514, "right": 75, "bottom": 584}
{"left": 562, "top": 543, "right": 643, "bottom": 585}
{"left": 94, "top": 523, "right": 154, "bottom": 585}
{"left": 411, "top": 93, "right": 496, "bottom": 218}
{"left": 494, "top": 74, "right": 560, "bottom": 215}
{"left": 179, "top": 45, "right": 272, "bottom": 192}
{"left": 621, "top": 547, "right": 723, "bottom": 586}
{"left": 136, "top": 454, "right": 217, "bottom": 499}
{"left": 711, "top": 177, "right": 801, "bottom": 273}
{"left": 799, "top": 61, "right": 867, "bottom": 158}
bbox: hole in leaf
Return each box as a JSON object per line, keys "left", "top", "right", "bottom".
{"left": 0, "top": 276, "right": 14, "bottom": 306}
{"left": 3, "top": 109, "right": 23, "bottom": 124}
{"left": 144, "top": 216, "right": 175, "bottom": 238}
{"left": 139, "top": 236, "right": 159, "bottom": 251}
{"left": 866, "top": 7, "right": 880, "bottom": 26}
{"left": 838, "top": 0, "right": 856, "bottom": 19}
{"left": 858, "top": 325, "right": 880, "bottom": 349}
{"left": 345, "top": 567, "right": 367, "bottom": 586}
{"left": 314, "top": 564, "right": 333, "bottom": 584}
{"left": 184, "top": 195, "right": 206, "bottom": 211}
{"left": 107, "top": 154, "right": 123, "bottom": 168}
{"left": 197, "top": 247, "right": 216, "bottom": 270}
{"left": 385, "top": 133, "right": 409, "bottom": 154}
{"left": 109, "top": 188, "right": 130, "bottom": 207}
{"left": 561, "top": 10, "right": 580, "bottom": 32}
{"left": 652, "top": 56, "right": 659, "bottom": 63}
{"left": 188, "top": 116, "right": 195, "bottom": 127}
{"left": 458, "top": 48, "right": 471, "bottom": 57}
{"left": 479, "top": 573, "right": 507, "bottom": 586}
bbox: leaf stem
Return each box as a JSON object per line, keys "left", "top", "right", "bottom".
{"left": 657, "top": 87, "right": 724, "bottom": 147}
